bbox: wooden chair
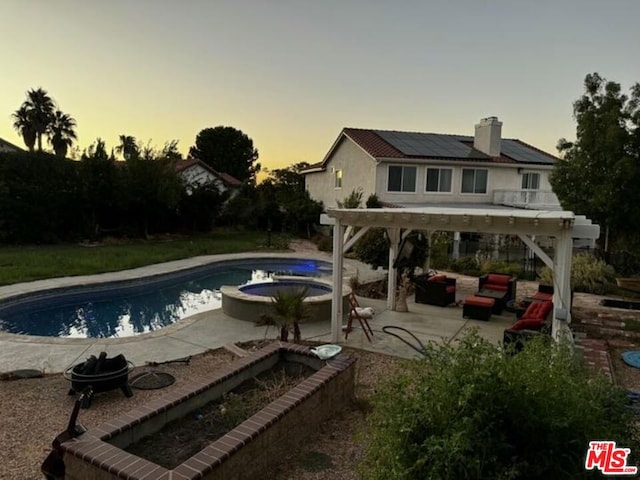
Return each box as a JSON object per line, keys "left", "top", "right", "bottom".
{"left": 345, "top": 293, "right": 374, "bottom": 342}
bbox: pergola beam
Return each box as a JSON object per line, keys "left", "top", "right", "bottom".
{"left": 344, "top": 225, "right": 371, "bottom": 253}
{"left": 518, "top": 234, "right": 553, "bottom": 269}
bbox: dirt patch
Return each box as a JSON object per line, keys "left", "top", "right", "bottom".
{"left": 126, "top": 361, "right": 315, "bottom": 468}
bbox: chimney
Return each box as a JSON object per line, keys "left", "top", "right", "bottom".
{"left": 474, "top": 116, "right": 502, "bottom": 157}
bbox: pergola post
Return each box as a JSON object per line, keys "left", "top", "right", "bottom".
{"left": 552, "top": 226, "right": 573, "bottom": 342}
{"left": 492, "top": 234, "right": 500, "bottom": 260}
{"left": 386, "top": 227, "right": 400, "bottom": 310}
{"left": 331, "top": 219, "right": 345, "bottom": 343}
{"left": 452, "top": 231, "right": 461, "bottom": 260}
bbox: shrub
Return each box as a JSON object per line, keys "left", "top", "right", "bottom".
{"left": 449, "top": 256, "right": 481, "bottom": 276}
{"left": 311, "top": 233, "right": 332, "bottom": 252}
{"left": 538, "top": 252, "right": 617, "bottom": 294}
{"left": 480, "top": 260, "right": 524, "bottom": 277}
{"left": 354, "top": 228, "right": 389, "bottom": 269}
{"left": 429, "top": 232, "right": 451, "bottom": 270}
{"left": 361, "top": 330, "right": 638, "bottom": 480}
{"left": 337, "top": 188, "right": 363, "bottom": 208}
{"left": 366, "top": 193, "right": 382, "bottom": 208}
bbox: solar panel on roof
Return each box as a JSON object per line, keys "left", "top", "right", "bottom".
{"left": 376, "top": 130, "right": 489, "bottom": 159}
{"left": 501, "top": 140, "right": 555, "bottom": 164}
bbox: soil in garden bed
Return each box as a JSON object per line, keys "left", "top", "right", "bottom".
{"left": 125, "top": 361, "right": 316, "bottom": 469}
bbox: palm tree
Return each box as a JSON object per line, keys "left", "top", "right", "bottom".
{"left": 11, "top": 105, "right": 36, "bottom": 151}
{"left": 48, "top": 110, "right": 78, "bottom": 158}
{"left": 24, "top": 88, "right": 56, "bottom": 151}
{"left": 116, "top": 135, "right": 139, "bottom": 161}
{"left": 271, "top": 287, "right": 310, "bottom": 342}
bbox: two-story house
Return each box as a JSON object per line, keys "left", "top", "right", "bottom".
{"left": 302, "top": 117, "right": 560, "bottom": 211}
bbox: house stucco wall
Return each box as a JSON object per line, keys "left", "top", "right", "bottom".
{"left": 374, "top": 161, "right": 553, "bottom": 205}
{"left": 305, "top": 138, "right": 377, "bottom": 207}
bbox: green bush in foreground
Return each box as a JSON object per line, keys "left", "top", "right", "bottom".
{"left": 361, "top": 331, "right": 639, "bottom": 480}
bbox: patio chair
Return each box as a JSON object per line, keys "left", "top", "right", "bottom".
{"left": 345, "top": 293, "right": 374, "bottom": 342}
{"left": 532, "top": 284, "right": 553, "bottom": 302}
{"left": 415, "top": 274, "right": 456, "bottom": 307}
{"left": 503, "top": 300, "right": 553, "bottom": 352}
{"left": 478, "top": 272, "right": 517, "bottom": 311}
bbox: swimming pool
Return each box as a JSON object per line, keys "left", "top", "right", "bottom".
{"left": 0, "top": 258, "right": 332, "bottom": 338}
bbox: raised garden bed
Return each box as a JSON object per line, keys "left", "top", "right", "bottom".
{"left": 60, "top": 342, "right": 356, "bottom": 480}
{"left": 126, "top": 361, "right": 315, "bottom": 468}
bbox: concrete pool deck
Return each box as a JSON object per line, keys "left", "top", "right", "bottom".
{"left": 0, "top": 251, "right": 513, "bottom": 374}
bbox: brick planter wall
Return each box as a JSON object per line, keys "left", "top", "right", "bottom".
{"left": 61, "top": 342, "right": 356, "bottom": 480}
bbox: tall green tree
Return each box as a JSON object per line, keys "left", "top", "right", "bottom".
{"left": 189, "top": 126, "right": 260, "bottom": 183}
{"left": 11, "top": 105, "right": 36, "bottom": 152}
{"left": 48, "top": 110, "right": 78, "bottom": 158}
{"left": 160, "top": 139, "right": 183, "bottom": 161}
{"left": 80, "top": 138, "right": 120, "bottom": 238}
{"left": 551, "top": 73, "right": 640, "bottom": 245}
{"left": 116, "top": 135, "right": 139, "bottom": 161}
{"left": 24, "top": 88, "right": 56, "bottom": 151}
{"left": 264, "top": 162, "right": 323, "bottom": 236}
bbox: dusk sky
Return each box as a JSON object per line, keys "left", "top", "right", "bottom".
{"left": 1, "top": 1, "right": 638, "bottom": 174}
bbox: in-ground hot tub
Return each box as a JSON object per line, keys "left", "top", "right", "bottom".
{"left": 220, "top": 277, "right": 351, "bottom": 322}
{"left": 59, "top": 342, "right": 356, "bottom": 480}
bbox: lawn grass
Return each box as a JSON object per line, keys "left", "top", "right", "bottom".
{"left": 0, "top": 230, "right": 288, "bottom": 286}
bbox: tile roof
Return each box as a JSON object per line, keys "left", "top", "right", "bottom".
{"left": 213, "top": 170, "right": 242, "bottom": 186}
{"left": 343, "top": 128, "right": 404, "bottom": 158}
{"left": 315, "top": 128, "right": 558, "bottom": 167}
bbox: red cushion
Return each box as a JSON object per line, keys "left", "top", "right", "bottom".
{"left": 487, "top": 274, "right": 511, "bottom": 285}
{"left": 533, "top": 292, "right": 553, "bottom": 301}
{"left": 446, "top": 286, "right": 456, "bottom": 294}
{"left": 428, "top": 275, "right": 447, "bottom": 283}
{"left": 483, "top": 283, "right": 508, "bottom": 292}
{"left": 522, "top": 300, "right": 553, "bottom": 320}
{"left": 465, "top": 295, "right": 495, "bottom": 307}
{"left": 510, "top": 317, "right": 545, "bottom": 331}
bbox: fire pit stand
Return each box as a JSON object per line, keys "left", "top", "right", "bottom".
{"left": 64, "top": 352, "right": 134, "bottom": 408}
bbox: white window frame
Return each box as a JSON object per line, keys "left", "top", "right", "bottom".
{"left": 425, "top": 167, "right": 453, "bottom": 193}
{"left": 521, "top": 171, "right": 540, "bottom": 190}
{"left": 387, "top": 165, "right": 417, "bottom": 193}
{"left": 461, "top": 168, "right": 488, "bottom": 194}
{"left": 334, "top": 169, "right": 343, "bottom": 189}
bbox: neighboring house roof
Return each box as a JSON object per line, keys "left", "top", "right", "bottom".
{"left": 175, "top": 158, "right": 242, "bottom": 187}
{"left": 0, "top": 137, "right": 24, "bottom": 153}
{"left": 304, "top": 127, "right": 558, "bottom": 172}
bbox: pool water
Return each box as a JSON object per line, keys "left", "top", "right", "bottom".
{"left": 0, "top": 258, "right": 332, "bottom": 338}
{"left": 239, "top": 280, "right": 332, "bottom": 297}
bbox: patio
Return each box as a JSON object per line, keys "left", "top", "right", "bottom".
{"left": 315, "top": 291, "right": 514, "bottom": 359}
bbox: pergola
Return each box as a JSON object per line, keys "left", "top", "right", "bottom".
{"left": 322, "top": 206, "right": 600, "bottom": 343}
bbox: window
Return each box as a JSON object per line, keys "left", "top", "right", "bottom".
{"left": 461, "top": 168, "right": 488, "bottom": 194}
{"left": 521, "top": 172, "right": 540, "bottom": 190}
{"left": 334, "top": 169, "right": 342, "bottom": 188}
{"left": 388, "top": 165, "right": 416, "bottom": 192}
{"left": 426, "top": 168, "right": 452, "bottom": 193}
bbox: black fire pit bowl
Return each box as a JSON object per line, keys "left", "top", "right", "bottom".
{"left": 64, "top": 352, "right": 134, "bottom": 408}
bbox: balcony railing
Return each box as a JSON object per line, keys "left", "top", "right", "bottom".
{"left": 493, "top": 190, "right": 561, "bottom": 210}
